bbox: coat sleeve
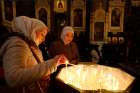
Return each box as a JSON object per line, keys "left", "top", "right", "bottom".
{"left": 3, "top": 38, "right": 56, "bottom": 87}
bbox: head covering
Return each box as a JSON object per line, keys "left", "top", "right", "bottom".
{"left": 12, "top": 16, "right": 47, "bottom": 45}
{"left": 60, "top": 26, "right": 74, "bottom": 42}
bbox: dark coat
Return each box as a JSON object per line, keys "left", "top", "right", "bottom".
{"left": 48, "top": 40, "right": 79, "bottom": 64}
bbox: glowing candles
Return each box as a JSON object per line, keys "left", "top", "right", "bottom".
{"left": 57, "top": 64, "right": 135, "bottom": 91}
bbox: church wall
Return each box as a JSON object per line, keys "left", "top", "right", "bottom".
{"left": 0, "top": 0, "right": 138, "bottom": 45}
{"left": 16, "top": 0, "right": 35, "bottom": 17}
{"left": 0, "top": 1, "right": 2, "bottom": 24}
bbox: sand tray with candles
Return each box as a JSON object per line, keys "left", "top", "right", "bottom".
{"left": 55, "top": 64, "right": 135, "bottom": 93}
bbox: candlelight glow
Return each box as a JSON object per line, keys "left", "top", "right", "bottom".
{"left": 65, "top": 60, "right": 69, "bottom": 64}
{"left": 56, "top": 64, "right": 135, "bottom": 91}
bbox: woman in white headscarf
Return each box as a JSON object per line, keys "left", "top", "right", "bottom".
{"left": 48, "top": 26, "right": 79, "bottom": 64}
{"left": 0, "top": 16, "right": 66, "bottom": 93}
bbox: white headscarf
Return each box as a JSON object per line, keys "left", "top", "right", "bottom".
{"left": 12, "top": 16, "right": 47, "bottom": 45}
{"left": 60, "top": 26, "right": 74, "bottom": 42}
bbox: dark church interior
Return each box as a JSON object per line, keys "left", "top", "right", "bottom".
{"left": 0, "top": 0, "right": 140, "bottom": 93}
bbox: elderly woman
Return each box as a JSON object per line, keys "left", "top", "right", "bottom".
{"left": 0, "top": 16, "right": 66, "bottom": 93}
{"left": 48, "top": 26, "right": 79, "bottom": 64}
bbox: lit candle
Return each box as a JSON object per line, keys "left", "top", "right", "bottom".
{"left": 65, "top": 60, "right": 68, "bottom": 83}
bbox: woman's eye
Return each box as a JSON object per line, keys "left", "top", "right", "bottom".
{"left": 42, "top": 33, "right": 44, "bottom": 37}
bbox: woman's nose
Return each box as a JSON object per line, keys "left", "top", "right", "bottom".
{"left": 42, "top": 37, "right": 45, "bottom": 42}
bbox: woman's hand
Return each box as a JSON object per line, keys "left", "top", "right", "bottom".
{"left": 55, "top": 54, "right": 69, "bottom": 66}
{"left": 45, "top": 55, "right": 69, "bottom": 74}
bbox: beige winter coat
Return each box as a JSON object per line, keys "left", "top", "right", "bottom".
{"left": 0, "top": 16, "right": 57, "bottom": 89}
{"left": 0, "top": 36, "right": 54, "bottom": 87}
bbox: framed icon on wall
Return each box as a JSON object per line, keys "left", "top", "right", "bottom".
{"left": 4, "top": 0, "right": 13, "bottom": 21}
{"left": 73, "top": 9, "right": 83, "bottom": 27}
{"left": 39, "top": 8, "right": 47, "bottom": 25}
{"left": 111, "top": 8, "right": 120, "bottom": 27}
{"left": 71, "top": 0, "right": 86, "bottom": 32}
{"left": 109, "top": 0, "right": 125, "bottom": 32}
{"left": 94, "top": 22, "right": 104, "bottom": 41}
{"left": 54, "top": 0, "right": 67, "bottom": 13}
{"left": 35, "top": 0, "right": 51, "bottom": 30}
{"left": 1, "top": 0, "right": 16, "bottom": 27}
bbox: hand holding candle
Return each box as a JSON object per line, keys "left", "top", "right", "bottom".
{"left": 57, "top": 54, "right": 69, "bottom": 66}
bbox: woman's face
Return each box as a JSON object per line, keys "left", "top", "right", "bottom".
{"left": 63, "top": 31, "right": 74, "bottom": 45}
{"left": 36, "top": 28, "right": 48, "bottom": 45}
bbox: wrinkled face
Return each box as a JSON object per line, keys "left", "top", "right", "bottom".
{"left": 63, "top": 31, "right": 74, "bottom": 45}
{"left": 36, "top": 28, "right": 48, "bottom": 45}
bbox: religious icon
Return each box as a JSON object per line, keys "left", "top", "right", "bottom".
{"left": 57, "top": 0, "right": 64, "bottom": 9}
{"left": 111, "top": 8, "right": 120, "bottom": 26}
{"left": 74, "top": 9, "right": 83, "bottom": 27}
{"left": 4, "top": 0, "right": 13, "bottom": 21}
{"left": 94, "top": 22, "right": 104, "bottom": 41}
{"left": 39, "top": 8, "right": 47, "bottom": 25}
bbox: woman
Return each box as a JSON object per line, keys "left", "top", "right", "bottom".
{"left": 0, "top": 16, "right": 66, "bottom": 93}
{"left": 48, "top": 26, "right": 79, "bottom": 64}
{"left": 89, "top": 44, "right": 100, "bottom": 64}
